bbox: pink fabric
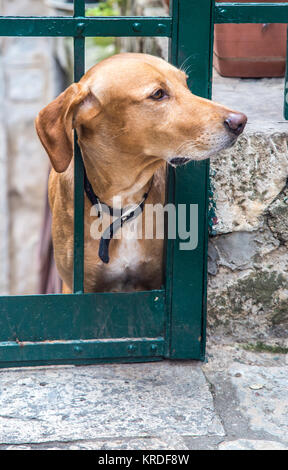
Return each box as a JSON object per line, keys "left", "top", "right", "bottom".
{"left": 38, "top": 172, "right": 62, "bottom": 294}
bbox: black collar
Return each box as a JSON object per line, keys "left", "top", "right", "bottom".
{"left": 83, "top": 167, "right": 152, "bottom": 264}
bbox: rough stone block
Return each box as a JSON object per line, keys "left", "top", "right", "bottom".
{"left": 0, "top": 363, "right": 224, "bottom": 444}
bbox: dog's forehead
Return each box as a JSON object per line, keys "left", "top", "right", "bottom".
{"left": 83, "top": 54, "right": 184, "bottom": 97}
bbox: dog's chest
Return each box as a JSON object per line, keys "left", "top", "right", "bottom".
{"left": 104, "top": 219, "right": 150, "bottom": 286}
{"left": 109, "top": 238, "right": 144, "bottom": 275}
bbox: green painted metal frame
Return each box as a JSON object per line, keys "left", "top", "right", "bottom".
{"left": 215, "top": 2, "right": 288, "bottom": 23}
{"left": 0, "top": 1, "right": 287, "bottom": 367}
{"left": 286, "top": 27, "right": 288, "bottom": 119}
{"left": 0, "top": 17, "right": 172, "bottom": 37}
{"left": 165, "top": 0, "right": 215, "bottom": 360}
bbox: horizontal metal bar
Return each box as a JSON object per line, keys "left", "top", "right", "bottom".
{"left": 0, "top": 290, "right": 165, "bottom": 342}
{"left": 0, "top": 16, "right": 172, "bottom": 37}
{"left": 0, "top": 337, "right": 165, "bottom": 368}
{"left": 215, "top": 2, "right": 288, "bottom": 23}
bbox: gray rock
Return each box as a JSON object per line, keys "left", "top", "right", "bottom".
{"left": 218, "top": 439, "right": 288, "bottom": 450}
{"left": 0, "top": 362, "right": 224, "bottom": 445}
{"left": 229, "top": 364, "right": 288, "bottom": 440}
{"left": 210, "top": 131, "right": 288, "bottom": 234}
{"left": 209, "top": 229, "right": 279, "bottom": 272}
{"left": 208, "top": 247, "right": 288, "bottom": 342}
{"left": 267, "top": 187, "right": 288, "bottom": 244}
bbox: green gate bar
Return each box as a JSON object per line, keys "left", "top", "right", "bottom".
{"left": 1, "top": 3, "right": 288, "bottom": 37}
{"left": 0, "top": 17, "right": 172, "bottom": 37}
{"left": 285, "top": 26, "right": 288, "bottom": 119}
{"left": 73, "top": 0, "right": 86, "bottom": 293}
{"left": 165, "top": 0, "right": 214, "bottom": 360}
{"left": 215, "top": 2, "right": 288, "bottom": 23}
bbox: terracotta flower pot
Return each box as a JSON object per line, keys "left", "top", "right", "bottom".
{"left": 162, "top": 0, "right": 169, "bottom": 12}
{"left": 214, "top": 0, "right": 287, "bottom": 77}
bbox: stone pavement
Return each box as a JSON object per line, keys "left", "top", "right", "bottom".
{"left": 212, "top": 71, "right": 286, "bottom": 129}
{"left": 0, "top": 343, "right": 287, "bottom": 450}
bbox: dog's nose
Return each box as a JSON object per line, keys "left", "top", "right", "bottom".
{"left": 224, "top": 112, "right": 247, "bottom": 136}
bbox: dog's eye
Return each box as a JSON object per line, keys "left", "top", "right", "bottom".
{"left": 149, "top": 89, "right": 168, "bottom": 101}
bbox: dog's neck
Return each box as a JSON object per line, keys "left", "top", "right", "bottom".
{"left": 79, "top": 147, "right": 165, "bottom": 208}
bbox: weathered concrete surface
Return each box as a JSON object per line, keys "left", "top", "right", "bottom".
{"left": 202, "top": 344, "right": 288, "bottom": 450}
{"left": 212, "top": 71, "right": 287, "bottom": 125}
{"left": 218, "top": 439, "right": 288, "bottom": 450}
{"left": 0, "top": 362, "right": 223, "bottom": 447}
{"left": 0, "top": 345, "right": 287, "bottom": 450}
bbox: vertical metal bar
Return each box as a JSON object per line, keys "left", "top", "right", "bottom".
{"left": 74, "top": 0, "right": 85, "bottom": 18}
{"left": 285, "top": 26, "right": 288, "bottom": 120}
{"left": 73, "top": 0, "right": 85, "bottom": 293}
{"left": 166, "top": 0, "right": 215, "bottom": 360}
{"left": 164, "top": 0, "right": 179, "bottom": 358}
{"left": 202, "top": 1, "right": 215, "bottom": 359}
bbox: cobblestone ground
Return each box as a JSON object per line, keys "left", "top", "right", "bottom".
{"left": 0, "top": 343, "right": 287, "bottom": 450}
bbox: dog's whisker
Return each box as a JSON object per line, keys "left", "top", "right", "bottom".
{"left": 182, "top": 64, "right": 194, "bottom": 77}
{"left": 179, "top": 54, "right": 193, "bottom": 73}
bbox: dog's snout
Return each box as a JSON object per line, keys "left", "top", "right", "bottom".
{"left": 224, "top": 112, "right": 247, "bottom": 136}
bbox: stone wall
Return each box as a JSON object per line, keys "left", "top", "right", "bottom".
{"left": 0, "top": 0, "right": 53, "bottom": 294}
{"left": 208, "top": 131, "right": 288, "bottom": 345}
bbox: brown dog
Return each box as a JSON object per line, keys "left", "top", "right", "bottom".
{"left": 36, "top": 53, "right": 246, "bottom": 293}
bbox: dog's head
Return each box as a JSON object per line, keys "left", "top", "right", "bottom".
{"left": 36, "top": 53, "right": 247, "bottom": 173}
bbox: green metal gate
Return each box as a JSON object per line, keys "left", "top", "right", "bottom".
{"left": 0, "top": 1, "right": 287, "bottom": 368}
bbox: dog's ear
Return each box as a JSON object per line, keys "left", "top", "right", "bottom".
{"left": 35, "top": 83, "right": 100, "bottom": 173}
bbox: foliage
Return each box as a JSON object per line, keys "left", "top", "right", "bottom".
{"left": 86, "top": 1, "right": 120, "bottom": 18}
{"left": 242, "top": 342, "right": 288, "bottom": 354}
{"left": 86, "top": 1, "right": 121, "bottom": 47}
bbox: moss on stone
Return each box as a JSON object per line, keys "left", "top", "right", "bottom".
{"left": 227, "top": 271, "right": 286, "bottom": 308}
{"left": 208, "top": 271, "right": 288, "bottom": 332}
{"left": 271, "top": 300, "right": 288, "bottom": 326}
{"left": 242, "top": 342, "right": 288, "bottom": 354}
